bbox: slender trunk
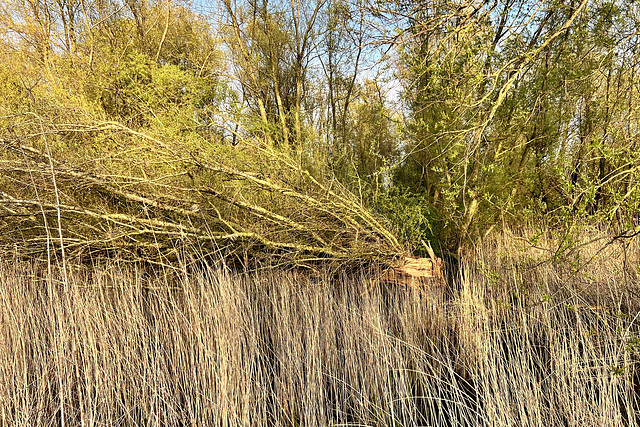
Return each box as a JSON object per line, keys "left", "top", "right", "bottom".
{"left": 595, "top": 65, "right": 613, "bottom": 211}
{"left": 79, "top": 0, "right": 94, "bottom": 68}
{"left": 294, "top": 65, "right": 302, "bottom": 147}
{"left": 155, "top": 0, "right": 170, "bottom": 62}
{"left": 273, "top": 74, "right": 290, "bottom": 147}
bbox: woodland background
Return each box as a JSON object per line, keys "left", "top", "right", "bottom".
{"left": 2, "top": 0, "right": 639, "bottom": 258}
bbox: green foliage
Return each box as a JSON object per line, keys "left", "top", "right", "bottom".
{"left": 393, "top": 0, "right": 640, "bottom": 250}
{"left": 93, "top": 51, "right": 227, "bottom": 130}
{"left": 373, "top": 188, "right": 444, "bottom": 256}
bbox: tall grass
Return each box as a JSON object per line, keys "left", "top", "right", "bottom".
{"left": 0, "top": 228, "right": 638, "bottom": 426}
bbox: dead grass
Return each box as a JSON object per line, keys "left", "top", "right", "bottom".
{"left": 0, "top": 228, "right": 638, "bottom": 426}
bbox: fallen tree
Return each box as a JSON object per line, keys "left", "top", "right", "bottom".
{"left": 0, "top": 118, "right": 443, "bottom": 287}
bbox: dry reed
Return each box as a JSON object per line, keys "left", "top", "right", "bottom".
{"left": 0, "top": 228, "right": 638, "bottom": 426}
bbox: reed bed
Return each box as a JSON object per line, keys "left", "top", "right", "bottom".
{"left": 0, "top": 228, "right": 638, "bottom": 426}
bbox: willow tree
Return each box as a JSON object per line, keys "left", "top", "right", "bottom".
{"left": 385, "top": 0, "right": 640, "bottom": 251}
{"left": 219, "top": 0, "right": 330, "bottom": 149}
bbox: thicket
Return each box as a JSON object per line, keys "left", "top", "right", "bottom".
{"left": 1, "top": 0, "right": 639, "bottom": 262}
